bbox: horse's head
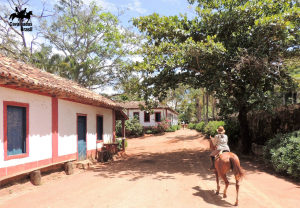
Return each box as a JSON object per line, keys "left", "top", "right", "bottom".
{"left": 209, "top": 137, "right": 216, "bottom": 152}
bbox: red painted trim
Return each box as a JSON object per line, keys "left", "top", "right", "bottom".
{"left": 144, "top": 111, "right": 150, "bottom": 122}
{"left": 133, "top": 111, "right": 140, "bottom": 121}
{"left": 0, "top": 167, "right": 7, "bottom": 177}
{"left": 52, "top": 97, "right": 59, "bottom": 163}
{"left": 76, "top": 113, "right": 87, "bottom": 161}
{"left": 0, "top": 152, "right": 78, "bottom": 179}
{"left": 0, "top": 85, "right": 116, "bottom": 110}
{"left": 154, "top": 111, "right": 161, "bottom": 122}
{"left": 37, "top": 158, "right": 51, "bottom": 167}
{"left": 24, "top": 161, "right": 38, "bottom": 170}
{"left": 113, "top": 109, "right": 116, "bottom": 142}
{"left": 7, "top": 164, "right": 23, "bottom": 175}
{"left": 3, "top": 101, "right": 29, "bottom": 161}
{"left": 96, "top": 114, "right": 103, "bottom": 142}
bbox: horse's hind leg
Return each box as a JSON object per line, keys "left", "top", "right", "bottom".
{"left": 220, "top": 173, "right": 229, "bottom": 198}
{"left": 215, "top": 171, "right": 220, "bottom": 194}
{"left": 234, "top": 177, "right": 240, "bottom": 206}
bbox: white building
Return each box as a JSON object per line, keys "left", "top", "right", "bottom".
{"left": 0, "top": 55, "right": 127, "bottom": 180}
{"left": 119, "top": 101, "right": 179, "bottom": 127}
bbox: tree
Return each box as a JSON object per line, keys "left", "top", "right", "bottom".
{"left": 0, "top": 0, "right": 54, "bottom": 60}
{"left": 132, "top": 0, "right": 299, "bottom": 153}
{"left": 38, "top": 0, "right": 142, "bottom": 89}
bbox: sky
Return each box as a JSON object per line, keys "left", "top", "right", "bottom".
{"left": 0, "top": 0, "right": 198, "bottom": 94}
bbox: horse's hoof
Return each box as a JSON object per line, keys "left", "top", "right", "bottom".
{"left": 223, "top": 194, "right": 227, "bottom": 198}
{"left": 234, "top": 202, "right": 238, "bottom": 206}
{"left": 215, "top": 191, "right": 219, "bottom": 195}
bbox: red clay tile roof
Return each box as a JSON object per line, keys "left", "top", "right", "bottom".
{"left": 117, "top": 101, "right": 179, "bottom": 115}
{"left": 0, "top": 55, "right": 122, "bottom": 109}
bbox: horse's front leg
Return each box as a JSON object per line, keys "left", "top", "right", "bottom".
{"left": 215, "top": 171, "right": 220, "bottom": 194}
{"left": 234, "top": 178, "right": 240, "bottom": 206}
{"left": 220, "top": 174, "right": 229, "bottom": 198}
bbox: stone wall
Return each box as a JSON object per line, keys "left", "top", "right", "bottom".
{"left": 247, "top": 104, "right": 300, "bottom": 144}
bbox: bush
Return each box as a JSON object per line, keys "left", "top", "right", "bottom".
{"left": 177, "top": 125, "right": 181, "bottom": 130}
{"left": 188, "top": 123, "right": 197, "bottom": 129}
{"left": 145, "top": 130, "right": 152, "bottom": 134}
{"left": 116, "top": 139, "right": 128, "bottom": 149}
{"left": 204, "top": 121, "right": 225, "bottom": 137}
{"left": 263, "top": 130, "right": 300, "bottom": 178}
{"left": 125, "top": 117, "right": 144, "bottom": 136}
{"left": 196, "top": 122, "right": 205, "bottom": 132}
{"left": 224, "top": 119, "right": 240, "bottom": 147}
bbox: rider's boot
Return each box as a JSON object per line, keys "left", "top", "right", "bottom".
{"left": 209, "top": 156, "right": 216, "bottom": 171}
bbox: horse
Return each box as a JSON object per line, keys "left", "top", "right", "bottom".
{"left": 209, "top": 137, "right": 245, "bottom": 206}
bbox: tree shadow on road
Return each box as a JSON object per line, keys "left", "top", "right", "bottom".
{"left": 192, "top": 186, "right": 233, "bottom": 207}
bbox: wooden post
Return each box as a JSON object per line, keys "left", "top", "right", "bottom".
{"left": 122, "top": 120, "right": 125, "bottom": 152}
{"left": 30, "top": 170, "right": 41, "bottom": 186}
{"left": 64, "top": 161, "right": 74, "bottom": 175}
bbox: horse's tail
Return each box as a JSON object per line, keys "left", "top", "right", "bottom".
{"left": 229, "top": 154, "right": 246, "bottom": 181}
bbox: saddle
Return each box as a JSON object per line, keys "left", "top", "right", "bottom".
{"left": 214, "top": 150, "right": 230, "bottom": 160}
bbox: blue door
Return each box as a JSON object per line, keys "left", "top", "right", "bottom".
{"left": 78, "top": 116, "right": 86, "bottom": 161}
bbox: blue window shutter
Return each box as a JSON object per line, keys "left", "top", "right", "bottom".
{"left": 7, "top": 106, "right": 26, "bottom": 156}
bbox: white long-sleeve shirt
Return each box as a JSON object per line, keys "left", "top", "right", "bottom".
{"left": 213, "top": 134, "right": 230, "bottom": 151}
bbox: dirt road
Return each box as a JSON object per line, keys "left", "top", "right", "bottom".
{"left": 0, "top": 129, "right": 299, "bottom": 208}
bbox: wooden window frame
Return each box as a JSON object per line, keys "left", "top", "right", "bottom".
{"left": 155, "top": 112, "right": 161, "bottom": 122}
{"left": 96, "top": 114, "right": 103, "bottom": 143}
{"left": 144, "top": 111, "right": 150, "bottom": 122}
{"left": 3, "top": 101, "right": 29, "bottom": 161}
{"left": 133, "top": 112, "right": 140, "bottom": 121}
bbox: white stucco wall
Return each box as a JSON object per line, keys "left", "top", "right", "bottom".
{"left": 128, "top": 109, "right": 167, "bottom": 127}
{"left": 0, "top": 87, "right": 52, "bottom": 168}
{"left": 167, "top": 112, "right": 179, "bottom": 126}
{"left": 58, "top": 99, "right": 113, "bottom": 156}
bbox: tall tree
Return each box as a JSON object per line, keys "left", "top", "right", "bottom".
{"left": 0, "top": 0, "right": 54, "bottom": 60}
{"left": 132, "top": 0, "right": 298, "bottom": 153}
{"left": 38, "top": 0, "right": 142, "bottom": 89}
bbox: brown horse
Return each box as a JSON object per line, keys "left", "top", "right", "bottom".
{"left": 209, "top": 138, "right": 245, "bottom": 206}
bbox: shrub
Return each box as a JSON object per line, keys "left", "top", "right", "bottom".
{"left": 196, "top": 122, "right": 205, "bottom": 132}
{"left": 224, "top": 119, "right": 240, "bottom": 147}
{"left": 177, "top": 125, "right": 181, "bottom": 130}
{"left": 145, "top": 130, "right": 152, "bottom": 134}
{"left": 263, "top": 130, "right": 300, "bottom": 178}
{"left": 125, "top": 117, "right": 144, "bottom": 136}
{"left": 204, "top": 121, "right": 225, "bottom": 137}
{"left": 116, "top": 139, "right": 128, "bottom": 149}
{"left": 188, "top": 123, "right": 197, "bottom": 129}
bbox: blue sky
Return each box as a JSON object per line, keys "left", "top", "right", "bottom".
{"left": 0, "top": 0, "right": 198, "bottom": 94}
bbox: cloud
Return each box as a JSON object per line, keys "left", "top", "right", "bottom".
{"left": 123, "top": 0, "right": 147, "bottom": 14}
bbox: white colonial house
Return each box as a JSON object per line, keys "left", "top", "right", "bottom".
{"left": 119, "top": 101, "right": 179, "bottom": 127}
{"left": 0, "top": 55, "right": 127, "bottom": 181}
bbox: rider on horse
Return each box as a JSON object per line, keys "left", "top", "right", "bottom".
{"left": 209, "top": 126, "right": 230, "bottom": 171}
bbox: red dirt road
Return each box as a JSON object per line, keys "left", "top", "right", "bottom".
{"left": 0, "top": 129, "right": 299, "bottom": 208}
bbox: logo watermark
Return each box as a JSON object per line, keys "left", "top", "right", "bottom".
{"left": 9, "top": 7, "right": 33, "bottom": 31}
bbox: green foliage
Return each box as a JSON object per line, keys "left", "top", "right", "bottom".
{"left": 179, "top": 113, "right": 190, "bottom": 123}
{"left": 263, "top": 131, "right": 300, "bottom": 178}
{"left": 204, "top": 121, "right": 225, "bottom": 137}
{"left": 38, "top": 0, "right": 141, "bottom": 89}
{"left": 196, "top": 122, "right": 205, "bottom": 132}
{"left": 132, "top": 0, "right": 299, "bottom": 152}
{"left": 125, "top": 117, "right": 144, "bottom": 136}
{"left": 166, "top": 125, "right": 177, "bottom": 132}
{"left": 224, "top": 119, "right": 241, "bottom": 147}
{"left": 116, "top": 139, "right": 128, "bottom": 149}
{"left": 145, "top": 130, "right": 153, "bottom": 134}
{"left": 177, "top": 125, "right": 181, "bottom": 130}
{"left": 188, "top": 123, "right": 197, "bottom": 129}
